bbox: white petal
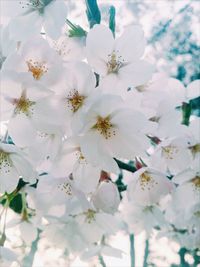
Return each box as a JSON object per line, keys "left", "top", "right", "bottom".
{"left": 119, "top": 60, "right": 154, "bottom": 87}
{"left": 86, "top": 24, "right": 114, "bottom": 75}
{"left": 186, "top": 79, "right": 200, "bottom": 100}
{"left": 8, "top": 114, "right": 37, "bottom": 147}
{"left": 43, "top": 0, "right": 67, "bottom": 39}
{"left": 114, "top": 24, "right": 146, "bottom": 62}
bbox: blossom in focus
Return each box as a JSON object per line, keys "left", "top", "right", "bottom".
{"left": 80, "top": 94, "right": 150, "bottom": 173}
{"left": 86, "top": 24, "right": 154, "bottom": 95}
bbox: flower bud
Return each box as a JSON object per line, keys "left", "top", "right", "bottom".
{"left": 92, "top": 180, "right": 120, "bottom": 214}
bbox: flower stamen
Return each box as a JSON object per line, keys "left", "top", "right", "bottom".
{"left": 92, "top": 116, "right": 116, "bottom": 139}
{"left": 67, "top": 89, "right": 85, "bottom": 113}
{"left": 27, "top": 59, "right": 48, "bottom": 80}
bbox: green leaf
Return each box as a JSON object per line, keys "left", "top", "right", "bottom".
{"left": 85, "top": 0, "right": 101, "bottom": 28}
{"left": 109, "top": 6, "right": 116, "bottom": 37}
{"left": 66, "top": 19, "right": 87, "bottom": 38}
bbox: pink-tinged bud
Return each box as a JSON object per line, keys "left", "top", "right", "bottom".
{"left": 92, "top": 180, "right": 120, "bottom": 214}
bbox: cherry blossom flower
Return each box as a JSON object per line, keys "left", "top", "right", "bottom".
{"left": 80, "top": 94, "right": 150, "bottom": 173}
{"left": 0, "top": 78, "right": 57, "bottom": 147}
{"left": 0, "top": 143, "right": 37, "bottom": 193}
{"left": 52, "top": 61, "right": 98, "bottom": 134}
{"left": 150, "top": 137, "right": 193, "bottom": 175}
{"left": 3, "top": 37, "right": 63, "bottom": 87}
{"left": 6, "top": 0, "right": 67, "bottom": 40}
{"left": 127, "top": 167, "right": 173, "bottom": 205}
{"left": 86, "top": 24, "right": 154, "bottom": 95}
{"left": 49, "top": 137, "right": 101, "bottom": 194}
{"left": 92, "top": 180, "right": 120, "bottom": 213}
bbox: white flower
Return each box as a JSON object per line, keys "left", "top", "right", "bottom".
{"left": 49, "top": 35, "right": 86, "bottom": 62}
{"left": 92, "top": 180, "right": 120, "bottom": 214}
{"left": 52, "top": 61, "right": 98, "bottom": 134}
{"left": 127, "top": 167, "right": 173, "bottom": 205}
{"left": 3, "top": 37, "right": 63, "bottom": 87}
{"left": 26, "top": 175, "right": 79, "bottom": 217}
{"left": 86, "top": 24, "right": 153, "bottom": 95}
{"left": 0, "top": 143, "right": 37, "bottom": 193}
{"left": 75, "top": 208, "right": 121, "bottom": 244}
{"left": 172, "top": 168, "right": 200, "bottom": 210}
{"left": 0, "top": 78, "right": 56, "bottom": 147}
{"left": 7, "top": 0, "right": 67, "bottom": 40}
{"left": 50, "top": 137, "right": 101, "bottom": 194}
{"left": 122, "top": 197, "right": 167, "bottom": 235}
{"left": 80, "top": 94, "right": 149, "bottom": 173}
{"left": 150, "top": 137, "right": 193, "bottom": 175}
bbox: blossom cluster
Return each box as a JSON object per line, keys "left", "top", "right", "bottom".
{"left": 0, "top": 0, "right": 199, "bottom": 265}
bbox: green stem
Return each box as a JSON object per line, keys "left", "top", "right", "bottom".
{"left": 178, "top": 248, "right": 189, "bottom": 267}
{"left": 99, "top": 255, "right": 107, "bottom": 267}
{"left": 114, "top": 158, "right": 137, "bottom": 173}
{"left": 130, "top": 234, "right": 135, "bottom": 267}
{"left": 143, "top": 239, "right": 149, "bottom": 267}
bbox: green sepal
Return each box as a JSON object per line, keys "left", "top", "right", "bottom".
{"left": 85, "top": 0, "right": 101, "bottom": 28}
{"left": 66, "top": 19, "right": 87, "bottom": 38}
{"left": 109, "top": 6, "right": 116, "bottom": 37}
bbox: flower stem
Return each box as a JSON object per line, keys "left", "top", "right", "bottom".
{"left": 130, "top": 234, "right": 135, "bottom": 267}
{"left": 143, "top": 239, "right": 149, "bottom": 267}
{"left": 98, "top": 255, "right": 107, "bottom": 267}
{"left": 114, "top": 158, "right": 137, "bottom": 173}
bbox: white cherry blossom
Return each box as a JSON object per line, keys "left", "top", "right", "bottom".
{"left": 86, "top": 24, "right": 154, "bottom": 95}
{"left": 0, "top": 143, "right": 37, "bottom": 193}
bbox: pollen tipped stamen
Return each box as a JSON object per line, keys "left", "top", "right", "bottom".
{"left": 162, "top": 146, "right": 179, "bottom": 160}
{"left": 92, "top": 116, "right": 116, "bottom": 139}
{"left": 107, "top": 51, "right": 124, "bottom": 74}
{"left": 13, "top": 90, "right": 35, "bottom": 116}
{"left": 67, "top": 89, "right": 85, "bottom": 113}
{"left": 27, "top": 59, "right": 48, "bottom": 80}
{"left": 139, "top": 171, "right": 158, "bottom": 191}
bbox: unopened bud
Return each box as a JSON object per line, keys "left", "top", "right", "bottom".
{"left": 92, "top": 180, "right": 120, "bottom": 214}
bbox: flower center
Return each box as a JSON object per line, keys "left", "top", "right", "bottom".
{"left": 0, "top": 150, "right": 12, "bottom": 173}
{"left": 143, "top": 205, "right": 154, "bottom": 213}
{"left": 84, "top": 209, "right": 96, "bottom": 224}
{"left": 27, "top": 59, "right": 48, "bottom": 80}
{"left": 162, "top": 145, "right": 179, "bottom": 160}
{"left": 92, "top": 116, "right": 115, "bottom": 139}
{"left": 191, "top": 176, "right": 200, "bottom": 191}
{"left": 139, "top": 171, "right": 158, "bottom": 191}
{"left": 67, "top": 90, "right": 85, "bottom": 113}
{"left": 107, "top": 51, "right": 124, "bottom": 74}
{"left": 13, "top": 91, "right": 35, "bottom": 116}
